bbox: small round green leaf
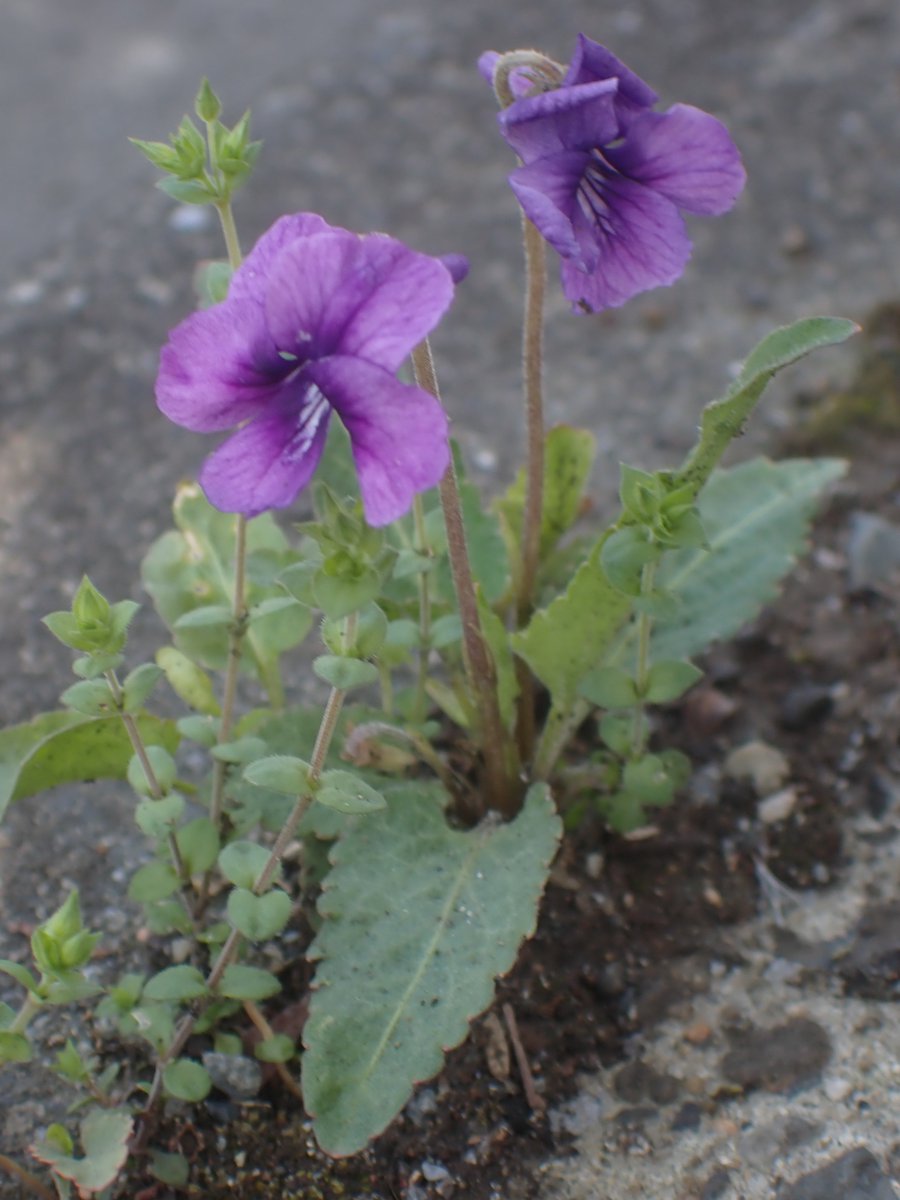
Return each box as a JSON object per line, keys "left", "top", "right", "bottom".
{"left": 122, "top": 664, "right": 165, "bottom": 712}
{"left": 134, "top": 794, "right": 185, "bottom": 839}
{"left": 579, "top": 667, "right": 639, "bottom": 709}
{"left": 218, "top": 840, "right": 274, "bottom": 889}
{"left": 210, "top": 736, "right": 267, "bottom": 764}
{"left": 60, "top": 680, "right": 117, "bottom": 716}
{"left": 254, "top": 1033, "right": 295, "bottom": 1063}
{"left": 163, "top": 1058, "right": 212, "bottom": 1102}
{"left": 127, "top": 746, "right": 177, "bottom": 797}
{"left": 226, "top": 888, "right": 293, "bottom": 941}
{"left": 144, "top": 965, "right": 208, "bottom": 1003}
{"left": 128, "top": 861, "right": 180, "bottom": 903}
{"left": 313, "top": 655, "right": 378, "bottom": 691}
{"left": 243, "top": 755, "right": 312, "bottom": 796}
{"left": 216, "top": 964, "right": 281, "bottom": 1001}
{"left": 316, "top": 770, "right": 387, "bottom": 815}
{"left": 175, "top": 817, "right": 220, "bottom": 874}
{"left": 622, "top": 755, "right": 676, "bottom": 806}
{"left": 173, "top": 605, "right": 233, "bottom": 630}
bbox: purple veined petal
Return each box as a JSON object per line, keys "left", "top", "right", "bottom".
{"left": 564, "top": 34, "right": 657, "bottom": 117}
{"left": 558, "top": 173, "right": 692, "bottom": 312}
{"left": 155, "top": 298, "right": 282, "bottom": 432}
{"left": 499, "top": 78, "right": 621, "bottom": 162}
{"left": 508, "top": 152, "right": 592, "bottom": 262}
{"left": 227, "top": 212, "right": 338, "bottom": 304}
{"left": 198, "top": 385, "right": 332, "bottom": 518}
{"left": 606, "top": 104, "right": 746, "bottom": 216}
{"left": 264, "top": 233, "right": 455, "bottom": 372}
{"left": 307, "top": 355, "right": 450, "bottom": 526}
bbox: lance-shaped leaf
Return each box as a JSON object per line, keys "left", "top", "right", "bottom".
{"left": 0, "top": 712, "right": 179, "bottom": 823}
{"left": 497, "top": 425, "right": 596, "bottom": 561}
{"left": 674, "top": 317, "right": 857, "bottom": 497}
{"left": 511, "top": 536, "right": 632, "bottom": 708}
{"left": 302, "top": 782, "right": 561, "bottom": 1156}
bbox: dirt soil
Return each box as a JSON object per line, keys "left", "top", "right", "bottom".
{"left": 3, "top": 334, "right": 900, "bottom": 1198}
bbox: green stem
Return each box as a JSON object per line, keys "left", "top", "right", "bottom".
{"left": 9, "top": 990, "right": 41, "bottom": 1036}
{"left": 215, "top": 200, "right": 242, "bottom": 275}
{"left": 200, "top": 202, "right": 248, "bottom": 908}
{"left": 631, "top": 560, "right": 657, "bottom": 758}
{"left": 532, "top": 698, "right": 589, "bottom": 782}
{"left": 106, "top": 671, "right": 190, "bottom": 889}
{"left": 410, "top": 340, "right": 521, "bottom": 817}
{"left": 517, "top": 216, "right": 547, "bottom": 626}
{"left": 411, "top": 494, "right": 432, "bottom": 725}
{"left": 139, "top": 674, "right": 348, "bottom": 1124}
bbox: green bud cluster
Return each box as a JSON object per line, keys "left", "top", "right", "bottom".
{"left": 130, "top": 79, "right": 262, "bottom": 206}
{"left": 43, "top": 576, "right": 138, "bottom": 676}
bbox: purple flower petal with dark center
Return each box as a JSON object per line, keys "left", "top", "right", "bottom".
{"left": 482, "top": 34, "right": 745, "bottom": 312}
{"left": 156, "top": 214, "right": 456, "bottom": 523}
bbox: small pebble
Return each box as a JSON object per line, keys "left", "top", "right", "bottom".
{"left": 421, "top": 1160, "right": 450, "bottom": 1183}
{"left": 202, "top": 1052, "right": 263, "bottom": 1099}
{"left": 168, "top": 204, "right": 212, "bottom": 233}
{"left": 683, "top": 1021, "right": 712, "bottom": 1045}
{"left": 824, "top": 1076, "right": 853, "bottom": 1102}
{"left": 780, "top": 224, "right": 811, "bottom": 255}
{"left": 6, "top": 279, "right": 44, "bottom": 305}
{"left": 724, "top": 740, "right": 790, "bottom": 796}
{"left": 758, "top": 786, "right": 798, "bottom": 824}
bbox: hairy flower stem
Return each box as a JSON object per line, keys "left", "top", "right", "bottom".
{"left": 411, "top": 340, "right": 521, "bottom": 817}
{"left": 9, "top": 990, "right": 41, "bottom": 1037}
{"left": 198, "top": 201, "right": 250, "bottom": 912}
{"left": 514, "top": 217, "right": 547, "bottom": 764}
{"left": 518, "top": 216, "right": 547, "bottom": 626}
{"left": 105, "top": 670, "right": 190, "bottom": 890}
{"left": 140, "top": 677, "right": 348, "bottom": 1126}
{"left": 411, "top": 495, "right": 432, "bottom": 725}
{"left": 631, "top": 561, "right": 657, "bottom": 758}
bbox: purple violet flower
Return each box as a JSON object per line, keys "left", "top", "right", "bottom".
{"left": 156, "top": 213, "right": 459, "bottom": 525}
{"left": 480, "top": 36, "right": 746, "bottom": 312}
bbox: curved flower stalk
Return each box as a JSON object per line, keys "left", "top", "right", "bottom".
{"left": 481, "top": 36, "right": 746, "bottom": 312}
{"left": 156, "top": 213, "right": 459, "bottom": 525}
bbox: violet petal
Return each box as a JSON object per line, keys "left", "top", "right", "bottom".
{"left": 307, "top": 355, "right": 450, "bottom": 526}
